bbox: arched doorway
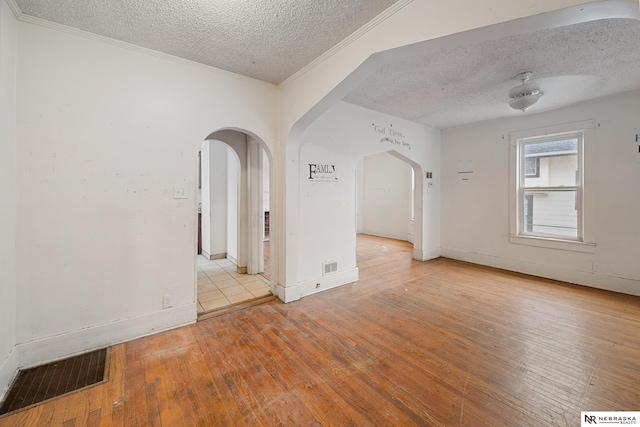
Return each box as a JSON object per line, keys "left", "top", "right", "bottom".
{"left": 196, "top": 129, "right": 274, "bottom": 315}
{"left": 355, "top": 150, "right": 424, "bottom": 265}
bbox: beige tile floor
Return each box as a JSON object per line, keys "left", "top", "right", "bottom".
{"left": 197, "top": 255, "right": 272, "bottom": 314}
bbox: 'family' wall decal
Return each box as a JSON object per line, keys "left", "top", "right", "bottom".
{"left": 308, "top": 164, "right": 338, "bottom": 182}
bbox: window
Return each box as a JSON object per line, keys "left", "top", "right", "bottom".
{"left": 518, "top": 132, "right": 582, "bottom": 240}
{"left": 517, "top": 131, "right": 583, "bottom": 241}
{"left": 509, "top": 120, "right": 595, "bottom": 253}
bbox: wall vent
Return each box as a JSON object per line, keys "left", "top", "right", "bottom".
{"left": 323, "top": 261, "right": 338, "bottom": 275}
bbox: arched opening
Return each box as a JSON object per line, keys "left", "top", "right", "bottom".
{"left": 355, "top": 150, "right": 424, "bottom": 268}
{"left": 196, "top": 129, "right": 274, "bottom": 315}
{"left": 289, "top": 100, "right": 437, "bottom": 302}
{"left": 356, "top": 151, "right": 415, "bottom": 244}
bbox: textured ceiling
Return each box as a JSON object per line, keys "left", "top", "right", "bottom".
{"left": 14, "top": 0, "right": 400, "bottom": 84}
{"left": 344, "top": 18, "right": 640, "bottom": 129}
{"left": 12, "top": 2, "right": 640, "bottom": 129}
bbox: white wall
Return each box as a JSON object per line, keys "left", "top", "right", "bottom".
{"left": 200, "top": 142, "right": 211, "bottom": 254}
{"left": 202, "top": 141, "right": 229, "bottom": 258}
{"left": 227, "top": 147, "right": 239, "bottom": 262}
{"left": 442, "top": 90, "right": 640, "bottom": 296}
{"left": 282, "top": 101, "right": 440, "bottom": 301}
{"left": 356, "top": 152, "right": 412, "bottom": 241}
{"left": 15, "top": 19, "right": 277, "bottom": 367}
{"left": 0, "top": 0, "right": 18, "bottom": 401}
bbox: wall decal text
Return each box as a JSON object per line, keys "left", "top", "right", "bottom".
{"left": 308, "top": 164, "right": 338, "bottom": 182}
{"left": 372, "top": 123, "right": 411, "bottom": 150}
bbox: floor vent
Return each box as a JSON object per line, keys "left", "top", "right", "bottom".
{"left": 0, "top": 348, "right": 109, "bottom": 417}
{"left": 323, "top": 261, "right": 338, "bottom": 275}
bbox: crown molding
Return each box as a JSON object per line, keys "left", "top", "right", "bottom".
{"left": 8, "top": 0, "right": 412, "bottom": 89}
{"left": 16, "top": 13, "right": 276, "bottom": 90}
{"left": 5, "top": 0, "right": 22, "bottom": 19}
{"left": 280, "top": 0, "right": 414, "bottom": 88}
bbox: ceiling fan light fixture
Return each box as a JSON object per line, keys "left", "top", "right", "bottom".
{"left": 508, "top": 72, "right": 542, "bottom": 112}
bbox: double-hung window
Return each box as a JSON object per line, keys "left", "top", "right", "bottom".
{"left": 518, "top": 132, "right": 583, "bottom": 240}
{"left": 509, "top": 120, "right": 595, "bottom": 252}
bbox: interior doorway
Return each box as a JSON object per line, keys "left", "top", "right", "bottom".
{"left": 355, "top": 151, "right": 418, "bottom": 256}
{"left": 196, "top": 130, "right": 273, "bottom": 316}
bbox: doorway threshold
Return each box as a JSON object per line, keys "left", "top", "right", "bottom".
{"left": 197, "top": 294, "right": 278, "bottom": 321}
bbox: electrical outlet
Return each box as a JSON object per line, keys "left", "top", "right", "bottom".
{"left": 163, "top": 293, "right": 174, "bottom": 308}
{"left": 173, "top": 187, "right": 187, "bottom": 199}
{"left": 592, "top": 262, "right": 601, "bottom": 273}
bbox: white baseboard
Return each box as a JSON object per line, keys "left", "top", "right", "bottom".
{"left": 441, "top": 247, "right": 640, "bottom": 297}
{"left": 274, "top": 281, "right": 301, "bottom": 303}
{"left": 203, "top": 251, "right": 227, "bottom": 261}
{"left": 299, "top": 267, "right": 359, "bottom": 299}
{"left": 361, "top": 230, "right": 410, "bottom": 242}
{"left": 17, "top": 303, "right": 197, "bottom": 369}
{"left": 0, "top": 346, "right": 18, "bottom": 404}
{"left": 274, "top": 267, "right": 360, "bottom": 303}
{"left": 413, "top": 247, "right": 441, "bottom": 261}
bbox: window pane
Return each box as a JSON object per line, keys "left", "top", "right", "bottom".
{"left": 524, "top": 138, "right": 578, "bottom": 187}
{"left": 523, "top": 190, "right": 577, "bottom": 238}
{"left": 524, "top": 158, "right": 539, "bottom": 177}
{"left": 524, "top": 194, "right": 533, "bottom": 232}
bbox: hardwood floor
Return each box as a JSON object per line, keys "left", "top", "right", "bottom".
{"left": 2, "top": 234, "right": 639, "bottom": 426}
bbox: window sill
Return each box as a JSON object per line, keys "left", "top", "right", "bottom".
{"left": 509, "top": 235, "right": 596, "bottom": 253}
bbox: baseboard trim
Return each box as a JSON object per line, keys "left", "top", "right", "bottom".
{"left": 212, "top": 253, "right": 227, "bottom": 260}
{"left": 201, "top": 250, "right": 227, "bottom": 261}
{"left": 17, "top": 303, "right": 197, "bottom": 369}
{"left": 274, "top": 282, "right": 301, "bottom": 303}
{"left": 0, "top": 346, "right": 18, "bottom": 404}
{"left": 413, "top": 247, "right": 441, "bottom": 261}
{"left": 360, "top": 230, "right": 410, "bottom": 242}
{"left": 273, "top": 267, "right": 360, "bottom": 303}
{"left": 299, "top": 268, "right": 359, "bottom": 299}
{"left": 441, "top": 247, "right": 640, "bottom": 297}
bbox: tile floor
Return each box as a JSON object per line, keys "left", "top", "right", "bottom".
{"left": 197, "top": 255, "right": 272, "bottom": 314}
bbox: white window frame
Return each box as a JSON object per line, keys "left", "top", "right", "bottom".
{"left": 508, "top": 120, "right": 596, "bottom": 253}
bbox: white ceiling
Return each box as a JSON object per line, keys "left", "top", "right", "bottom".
{"left": 14, "top": 0, "right": 400, "bottom": 84}
{"left": 344, "top": 18, "right": 640, "bottom": 129}
{"left": 12, "top": 1, "right": 640, "bottom": 129}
